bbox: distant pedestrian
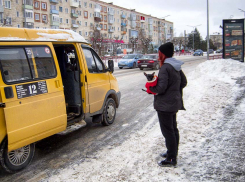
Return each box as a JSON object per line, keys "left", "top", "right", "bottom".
{"left": 146, "top": 42, "right": 187, "bottom": 167}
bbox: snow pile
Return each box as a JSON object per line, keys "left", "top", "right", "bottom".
{"left": 44, "top": 59, "right": 245, "bottom": 182}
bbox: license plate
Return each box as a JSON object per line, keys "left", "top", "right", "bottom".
{"left": 141, "top": 65, "right": 147, "bottom": 67}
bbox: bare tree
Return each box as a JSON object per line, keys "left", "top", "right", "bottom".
{"left": 129, "top": 37, "right": 138, "bottom": 53}
{"left": 111, "top": 36, "right": 123, "bottom": 56}
{"left": 138, "top": 29, "right": 153, "bottom": 54}
{"left": 89, "top": 29, "right": 104, "bottom": 56}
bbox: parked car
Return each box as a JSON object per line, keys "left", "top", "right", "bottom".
{"left": 137, "top": 54, "right": 160, "bottom": 70}
{"left": 216, "top": 49, "right": 223, "bottom": 53}
{"left": 208, "top": 49, "right": 214, "bottom": 54}
{"left": 193, "top": 49, "right": 203, "bottom": 56}
{"left": 118, "top": 54, "right": 143, "bottom": 69}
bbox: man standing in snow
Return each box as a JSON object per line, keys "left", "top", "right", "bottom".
{"left": 147, "top": 42, "right": 187, "bottom": 167}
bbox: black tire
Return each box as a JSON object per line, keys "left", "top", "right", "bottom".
{"left": 132, "top": 62, "right": 136, "bottom": 69}
{"left": 101, "top": 98, "right": 116, "bottom": 126}
{"left": 0, "top": 139, "right": 35, "bottom": 173}
{"left": 119, "top": 67, "right": 123, "bottom": 69}
{"left": 140, "top": 68, "right": 143, "bottom": 70}
{"left": 154, "top": 64, "right": 160, "bottom": 70}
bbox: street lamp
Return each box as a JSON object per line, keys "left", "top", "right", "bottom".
{"left": 238, "top": 8, "right": 245, "bottom": 18}
{"left": 187, "top": 24, "right": 201, "bottom": 51}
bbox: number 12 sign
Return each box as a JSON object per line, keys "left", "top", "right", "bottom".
{"left": 16, "top": 81, "right": 48, "bottom": 99}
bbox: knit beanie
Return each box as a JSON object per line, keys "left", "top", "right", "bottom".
{"left": 158, "top": 42, "right": 174, "bottom": 57}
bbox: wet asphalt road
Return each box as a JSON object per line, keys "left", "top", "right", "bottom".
{"left": 0, "top": 55, "right": 207, "bottom": 181}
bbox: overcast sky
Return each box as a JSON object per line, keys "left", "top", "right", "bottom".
{"left": 103, "top": 0, "right": 245, "bottom": 39}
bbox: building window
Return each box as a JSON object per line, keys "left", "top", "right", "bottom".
{"left": 104, "top": 24, "right": 107, "bottom": 30}
{"left": 78, "top": 11, "right": 81, "bottom": 16}
{"left": 66, "top": 19, "right": 68, "bottom": 24}
{"left": 78, "top": 21, "right": 81, "bottom": 25}
{"left": 100, "top": 24, "right": 103, "bottom": 30}
{"left": 42, "top": 14, "right": 47, "bottom": 23}
{"left": 65, "top": 8, "right": 68, "bottom": 13}
{"left": 16, "top": 11, "right": 19, "bottom": 17}
{"left": 25, "top": 11, "right": 33, "bottom": 18}
{"left": 104, "top": 6, "right": 107, "bottom": 12}
{"left": 84, "top": 11, "right": 88, "bottom": 18}
{"left": 5, "top": 17, "right": 12, "bottom": 25}
{"left": 84, "top": 2, "right": 87, "bottom": 7}
{"left": 85, "top": 32, "right": 88, "bottom": 36}
{"left": 85, "top": 22, "right": 87, "bottom": 26}
{"left": 60, "top": 18, "right": 62, "bottom": 23}
{"left": 5, "top": 1, "right": 11, "bottom": 9}
{"left": 79, "top": 31, "right": 82, "bottom": 35}
{"left": 50, "top": 5, "right": 56, "bottom": 10}
{"left": 16, "top": 0, "right": 18, "bottom": 3}
{"left": 90, "top": 13, "right": 92, "bottom": 18}
{"left": 41, "top": 2, "right": 47, "bottom": 11}
{"left": 34, "top": 13, "right": 40, "bottom": 22}
{"left": 59, "top": 6, "right": 62, "bottom": 12}
{"left": 17, "top": 24, "right": 20, "bottom": 28}
{"left": 104, "top": 15, "right": 107, "bottom": 22}
{"left": 89, "top": 3, "right": 92, "bottom": 8}
{"left": 34, "top": 1, "right": 40, "bottom": 10}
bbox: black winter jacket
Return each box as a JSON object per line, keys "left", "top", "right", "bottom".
{"left": 149, "top": 58, "right": 187, "bottom": 112}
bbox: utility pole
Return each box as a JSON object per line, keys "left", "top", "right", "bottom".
{"left": 24, "top": 0, "right": 27, "bottom": 28}
{"left": 207, "top": 0, "right": 210, "bottom": 60}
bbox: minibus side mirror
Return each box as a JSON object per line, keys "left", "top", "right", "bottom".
{"left": 108, "top": 60, "right": 114, "bottom": 73}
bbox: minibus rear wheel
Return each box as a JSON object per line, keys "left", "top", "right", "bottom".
{"left": 0, "top": 139, "right": 35, "bottom": 173}
{"left": 102, "top": 98, "right": 116, "bottom": 126}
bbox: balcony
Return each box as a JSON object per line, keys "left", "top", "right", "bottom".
{"left": 108, "top": 10, "right": 114, "bottom": 15}
{"left": 50, "top": 9, "right": 59, "bottom": 14}
{"left": 94, "top": 17, "right": 101, "bottom": 22}
{"left": 121, "top": 14, "right": 126, "bottom": 19}
{"left": 121, "top": 31, "right": 126, "bottom": 35}
{"left": 131, "top": 21, "right": 136, "bottom": 29}
{"left": 72, "top": 24, "right": 79, "bottom": 28}
{"left": 50, "top": 0, "right": 59, "bottom": 3}
{"left": 121, "top": 23, "right": 126, "bottom": 26}
{"left": 0, "top": 5, "right": 4, "bottom": 12}
{"left": 108, "top": 29, "right": 114, "bottom": 33}
{"left": 94, "top": 6, "right": 101, "bottom": 13}
{"left": 51, "top": 20, "right": 59, "bottom": 26}
{"left": 108, "top": 19, "right": 114, "bottom": 24}
{"left": 70, "top": 0, "right": 79, "bottom": 8}
{"left": 22, "top": 4, "right": 33, "bottom": 10}
{"left": 71, "top": 13, "right": 78, "bottom": 18}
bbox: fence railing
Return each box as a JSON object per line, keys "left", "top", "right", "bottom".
{"left": 209, "top": 54, "right": 223, "bottom": 60}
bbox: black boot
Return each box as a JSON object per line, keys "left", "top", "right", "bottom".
{"left": 158, "top": 158, "right": 177, "bottom": 167}
{"left": 159, "top": 152, "right": 167, "bottom": 158}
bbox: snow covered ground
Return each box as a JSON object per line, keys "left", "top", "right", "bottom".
{"left": 42, "top": 59, "right": 245, "bottom": 182}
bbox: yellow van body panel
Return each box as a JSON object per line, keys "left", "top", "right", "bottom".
{"left": 0, "top": 27, "right": 88, "bottom": 43}
{"left": 0, "top": 42, "right": 67, "bottom": 151}
{"left": 109, "top": 74, "right": 120, "bottom": 93}
{"left": 0, "top": 92, "right": 7, "bottom": 144}
{"left": 78, "top": 45, "right": 111, "bottom": 113}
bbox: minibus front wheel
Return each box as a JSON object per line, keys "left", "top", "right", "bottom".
{"left": 0, "top": 139, "right": 35, "bottom": 173}
{"left": 102, "top": 98, "right": 116, "bottom": 126}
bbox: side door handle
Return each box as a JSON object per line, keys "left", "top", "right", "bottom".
{"left": 0, "top": 103, "right": 6, "bottom": 108}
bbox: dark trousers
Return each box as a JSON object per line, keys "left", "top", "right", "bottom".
{"left": 157, "top": 111, "right": 179, "bottom": 159}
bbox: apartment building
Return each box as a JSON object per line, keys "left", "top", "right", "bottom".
{"left": 0, "top": 0, "right": 173, "bottom": 48}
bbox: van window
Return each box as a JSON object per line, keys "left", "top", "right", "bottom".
{"left": 0, "top": 46, "right": 56, "bottom": 83}
{"left": 83, "top": 48, "right": 104, "bottom": 73}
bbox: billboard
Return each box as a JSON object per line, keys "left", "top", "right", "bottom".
{"left": 223, "top": 19, "right": 244, "bottom": 62}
